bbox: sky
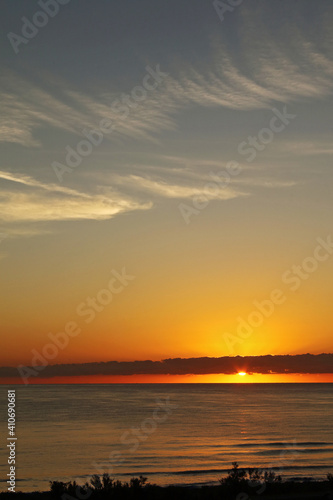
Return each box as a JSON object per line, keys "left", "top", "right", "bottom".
{"left": 0, "top": 0, "right": 333, "bottom": 383}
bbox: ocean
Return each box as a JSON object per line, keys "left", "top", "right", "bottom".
{"left": 1, "top": 383, "right": 332, "bottom": 492}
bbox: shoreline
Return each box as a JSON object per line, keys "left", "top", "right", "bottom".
{"left": 2, "top": 475, "right": 331, "bottom": 493}
{"left": 1, "top": 482, "right": 333, "bottom": 500}
{"left": 2, "top": 468, "right": 333, "bottom": 493}
{"left": 1, "top": 472, "right": 333, "bottom": 499}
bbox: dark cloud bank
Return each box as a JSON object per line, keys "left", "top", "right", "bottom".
{"left": 1, "top": 354, "right": 333, "bottom": 379}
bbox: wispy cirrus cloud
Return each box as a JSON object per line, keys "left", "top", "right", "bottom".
{"left": 113, "top": 174, "right": 246, "bottom": 201}
{"left": 1, "top": 10, "right": 332, "bottom": 148}
{"left": 105, "top": 152, "right": 298, "bottom": 199}
{"left": 0, "top": 170, "right": 151, "bottom": 223}
{"left": 271, "top": 140, "right": 333, "bottom": 157}
{"left": 164, "top": 36, "right": 333, "bottom": 112}
{"left": 0, "top": 70, "right": 175, "bottom": 147}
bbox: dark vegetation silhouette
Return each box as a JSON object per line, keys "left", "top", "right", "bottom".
{"left": 49, "top": 473, "right": 149, "bottom": 498}
{"left": 1, "top": 465, "right": 333, "bottom": 500}
{"left": 219, "top": 461, "right": 282, "bottom": 494}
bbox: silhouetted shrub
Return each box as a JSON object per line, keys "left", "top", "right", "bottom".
{"left": 219, "top": 462, "right": 282, "bottom": 495}
{"left": 49, "top": 480, "right": 69, "bottom": 497}
{"left": 130, "top": 476, "right": 148, "bottom": 489}
{"left": 219, "top": 462, "right": 248, "bottom": 493}
{"left": 49, "top": 474, "right": 152, "bottom": 499}
{"left": 90, "top": 475, "right": 103, "bottom": 491}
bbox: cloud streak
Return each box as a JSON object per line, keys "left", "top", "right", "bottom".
{"left": 113, "top": 174, "right": 246, "bottom": 201}
{"left": 1, "top": 11, "right": 332, "bottom": 148}
{"left": 0, "top": 354, "right": 332, "bottom": 379}
{"left": 0, "top": 170, "right": 151, "bottom": 223}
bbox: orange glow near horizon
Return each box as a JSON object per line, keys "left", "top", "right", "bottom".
{"left": 1, "top": 372, "right": 333, "bottom": 385}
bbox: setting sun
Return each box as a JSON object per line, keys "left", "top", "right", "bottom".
{"left": 1, "top": 1, "right": 333, "bottom": 496}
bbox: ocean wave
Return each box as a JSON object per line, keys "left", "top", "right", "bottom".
{"left": 119, "top": 464, "right": 333, "bottom": 477}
